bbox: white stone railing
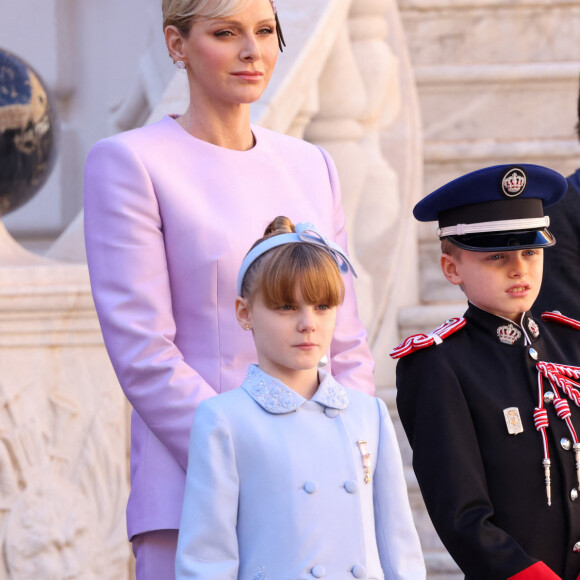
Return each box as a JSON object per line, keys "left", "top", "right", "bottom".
{"left": 0, "top": 1, "right": 422, "bottom": 577}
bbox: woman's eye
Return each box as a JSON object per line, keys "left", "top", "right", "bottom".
{"left": 214, "top": 30, "right": 233, "bottom": 37}
{"left": 258, "top": 27, "right": 274, "bottom": 35}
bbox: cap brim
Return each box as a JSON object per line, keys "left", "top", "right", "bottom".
{"left": 444, "top": 228, "right": 555, "bottom": 252}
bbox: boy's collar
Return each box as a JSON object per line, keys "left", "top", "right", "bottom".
{"left": 241, "top": 364, "right": 349, "bottom": 414}
{"left": 465, "top": 302, "right": 541, "bottom": 346}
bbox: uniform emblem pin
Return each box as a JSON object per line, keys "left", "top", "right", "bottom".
{"left": 497, "top": 324, "right": 522, "bottom": 345}
{"left": 504, "top": 407, "right": 524, "bottom": 435}
{"left": 527, "top": 318, "right": 540, "bottom": 338}
{"left": 501, "top": 167, "right": 527, "bottom": 198}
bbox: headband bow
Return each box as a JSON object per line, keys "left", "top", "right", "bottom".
{"left": 237, "top": 221, "right": 357, "bottom": 295}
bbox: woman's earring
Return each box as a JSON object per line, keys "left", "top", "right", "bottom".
{"left": 245, "top": 325, "right": 252, "bottom": 331}
{"left": 175, "top": 60, "right": 185, "bottom": 70}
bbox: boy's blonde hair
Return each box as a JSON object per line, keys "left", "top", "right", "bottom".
{"left": 441, "top": 237, "right": 462, "bottom": 259}
{"left": 241, "top": 216, "right": 345, "bottom": 308}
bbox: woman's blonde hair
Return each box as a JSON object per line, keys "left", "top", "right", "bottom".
{"left": 242, "top": 216, "right": 345, "bottom": 308}
{"left": 162, "top": 0, "right": 251, "bottom": 36}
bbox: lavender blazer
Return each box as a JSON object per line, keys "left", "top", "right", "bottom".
{"left": 84, "top": 116, "right": 375, "bottom": 539}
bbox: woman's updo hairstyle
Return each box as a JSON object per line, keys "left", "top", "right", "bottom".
{"left": 162, "top": 0, "right": 250, "bottom": 37}
{"left": 241, "top": 216, "right": 345, "bottom": 308}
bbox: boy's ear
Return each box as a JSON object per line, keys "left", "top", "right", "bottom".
{"left": 441, "top": 253, "right": 463, "bottom": 286}
{"left": 235, "top": 297, "right": 252, "bottom": 330}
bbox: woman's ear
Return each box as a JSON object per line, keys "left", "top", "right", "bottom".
{"left": 165, "top": 25, "right": 185, "bottom": 63}
{"left": 441, "top": 253, "right": 463, "bottom": 286}
{"left": 235, "top": 297, "right": 252, "bottom": 331}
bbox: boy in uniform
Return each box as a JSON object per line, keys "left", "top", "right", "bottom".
{"left": 393, "top": 164, "right": 580, "bottom": 579}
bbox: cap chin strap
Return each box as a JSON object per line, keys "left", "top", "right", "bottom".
{"left": 437, "top": 216, "right": 550, "bottom": 238}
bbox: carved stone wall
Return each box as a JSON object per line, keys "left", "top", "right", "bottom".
{"left": 0, "top": 248, "right": 130, "bottom": 579}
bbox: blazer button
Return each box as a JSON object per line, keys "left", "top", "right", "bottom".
{"left": 344, "top": 480, "right": 358, "bottom": 494}
{"left": 311, "top": 564, "right": 326, "bottom": 578}
{"left": 351, "top": 564, "right": 366, "bottom": 578}
{"left": 324, "top": 407, "right": 339, "bottom": 418}
{"left": 304, "top": 481, "right": 318, "bottom": 494}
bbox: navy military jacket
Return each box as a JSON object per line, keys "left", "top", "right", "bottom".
{"left": 534, "top": 172, "right": 580, "bottom": 319}
{"left": 396, "top": 303, "right": 580, "bottom": 580}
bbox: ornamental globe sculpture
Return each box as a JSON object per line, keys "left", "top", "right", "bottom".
{"left": 0, "top": 48, "right": 57, "bottom": 217}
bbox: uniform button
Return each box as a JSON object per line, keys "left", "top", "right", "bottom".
{"left": 543, "top": 391, "right": 554, "bottom": 404}
{"left": 344, "top": 480, "right": 358, "bottom": 494}
{"left": 351, "top": 564, "right": 366, "bottom": 578}
{"left": 574, "top": 542, "right": 580, "bottom": 553}
{"left": 528, "top": 348, "right": 538, "bottom": 360}
{"left": 311, "top": 565, "right": 326, "bottom": 578}
{"left": 561, "top": 438, "right": 572, "bottom": 451}
{"left": 324, "top": 408, "right": 339, "bottom": 418}
{"left": 304, "top": 481, "right": 318, "bottom": 494}
{"left": 571, "top": 489, "right": 578, "bottom": 502}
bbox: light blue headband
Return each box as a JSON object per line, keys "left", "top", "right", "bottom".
{"left": 237, "top": 222, "right": 357, "bottom": 296}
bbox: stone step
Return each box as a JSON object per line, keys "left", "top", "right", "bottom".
{"left": 416, "top": 63, "right": 580, "bottom": 146}
{"left": 397, "top": 302, "right": 466, "bottom": 340}
{"left": 400, "top": 1, "right": 580, "bottom": 67}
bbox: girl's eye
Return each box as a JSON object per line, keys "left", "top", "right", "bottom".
{"left": 278, "top": 304, "right": 294, "bottom": 311}
{"left": 317, "top": 305, "right": 330, "bottom": 311}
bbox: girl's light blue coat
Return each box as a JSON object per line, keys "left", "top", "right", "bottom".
{"left": 176, "top": 365, "right": 425, "bottom": 580}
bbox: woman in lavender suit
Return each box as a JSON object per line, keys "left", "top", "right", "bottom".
{"left": 84, "top": 0, "right": 379, "bottom": 578}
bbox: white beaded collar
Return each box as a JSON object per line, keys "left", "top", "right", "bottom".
{"left": 241, "top": 364, "right": 349, "bottom": 415}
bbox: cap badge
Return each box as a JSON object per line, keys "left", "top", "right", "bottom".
{"left": 501, "top": 167, "right": 527, "bottom": 198}
{"left": 497, "top": 324, "right": 522, "bottom": 345}
{"left": 504, "top": 407, "right": 524, "bottom": 435}
{"left": 527, "top": 318, "right": 540, "bottom": 338}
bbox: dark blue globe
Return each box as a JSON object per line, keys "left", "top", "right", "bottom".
{"left": 0, "top": 48, "right": 57, "bottom": 216}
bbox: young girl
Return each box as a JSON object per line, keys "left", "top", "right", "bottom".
{"left": 175, "top": 217, "right": 425, "bottom": 580}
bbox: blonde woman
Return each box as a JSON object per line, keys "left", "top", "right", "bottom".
{"left": 84, "top": 1, "right": 377, "bottom": 577}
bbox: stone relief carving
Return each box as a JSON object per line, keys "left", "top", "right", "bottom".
{"left": 0, "top": 377, "right": 128, "bottom": 579}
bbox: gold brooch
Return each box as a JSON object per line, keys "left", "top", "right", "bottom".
{"left": 356, "top": 440, "right": 371, "bottom": 484}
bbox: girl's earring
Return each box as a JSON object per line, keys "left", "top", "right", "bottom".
{"left": 175, "top": 60, "right": 185, "bottom": 70}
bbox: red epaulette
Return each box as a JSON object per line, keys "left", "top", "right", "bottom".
{"left": 541, "top": 311, "right": 580, "bottom": 331}
{"left": 390, "top": 317, "right": 466, "bottom": 359}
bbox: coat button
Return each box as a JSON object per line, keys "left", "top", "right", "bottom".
{"left": 561, "top": 438, "right": 572, "bottom": 451}
{"left": 351, "top": 564, "right": 366, "bottom": 578}
{"left": 324, "top": 407, "right": 339, "bottom": 418}
{"left": 344, "top": 480, "right": 358, "bottom": 494}
{"left": 574, "top": 542, "right": 580, "bottom": 553}
{"left": 528, "top": 348, "right": 538, "bottom": 360}
{"left": 304, "top": 481, "right": 318, "bottom": 494}
{"left": 311, "top": 565, "right": 326, "bottom": 578}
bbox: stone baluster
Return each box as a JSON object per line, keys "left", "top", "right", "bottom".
{"left": 348, "top": 0, "right": 402, "bottom": 339}
{"left": 303, "top": 20, "right": 373, "bottom": 326}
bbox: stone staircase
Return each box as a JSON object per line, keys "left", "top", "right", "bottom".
{"left": 393, "top": 1, "right": 580, "bottom": 577}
